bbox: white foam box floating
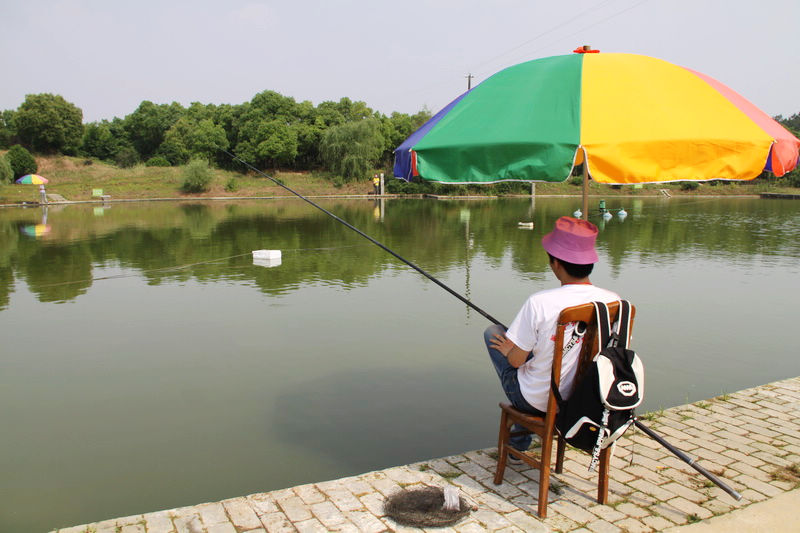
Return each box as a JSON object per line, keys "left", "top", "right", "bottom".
{"left": 252, "top": 250, "right": 282, "bottom": 268}
{"left": 253, "top": 250, "right": 281, "bottom": 260}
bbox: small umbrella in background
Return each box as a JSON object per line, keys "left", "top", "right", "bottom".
{"left": 16, "top": 174, "right": 49, "bottom": 204}
{"left": 394, "top": 48, "right": 800, "bottom": 217}
{"left": 15, "top": 174, "right": 49, "bottom": 184}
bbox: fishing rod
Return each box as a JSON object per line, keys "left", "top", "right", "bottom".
{"left": 226, "top": 152, "right": 740, "bottom": 500}
{"left": 634, "top": 419, "right": 742, "bottom": 501}
{"left": 222, "top": 149, "right": 505, "bottom": 327}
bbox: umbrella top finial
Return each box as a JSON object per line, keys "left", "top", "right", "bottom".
{"left": 573, "top": 45, "right": 600, "bottom": 54}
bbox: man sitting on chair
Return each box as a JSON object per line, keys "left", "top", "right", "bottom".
{"left": 484, "top": 216, "right": 619, "bottom": 453}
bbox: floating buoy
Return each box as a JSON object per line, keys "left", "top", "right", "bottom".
{"left": 517, "top": 222, "right": 534, "bottom": 229}
{"left": 573, "top": 209, "right": 582, "bottom": 218}
{"left": 253, "top": 250, "right": 281, "bottom": 260}
{"left": 603, "top": 211, "right": 613, "bottom": 220}
{"left": 253, "top": 250, "right": 282, "bottom": 268}
{"left": 618, "top": 208, "right": 628, "bottom": 219}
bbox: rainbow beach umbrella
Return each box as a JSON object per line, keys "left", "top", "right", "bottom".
{"left": 16, "top": 174, "right": 49, "bottom": 185}
{"left": 394, "top": 50, "right": 800, "bottom": 189}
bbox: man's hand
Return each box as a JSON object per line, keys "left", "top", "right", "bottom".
{"left": 490, "top": 333, "right": 529, "bottom": 368}
{"left": 489, "top": 332, "right": 514, "bottom": 356}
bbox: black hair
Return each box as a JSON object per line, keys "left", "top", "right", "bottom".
{"left": 547, "top": 253, "right": 594, "bottom": 278}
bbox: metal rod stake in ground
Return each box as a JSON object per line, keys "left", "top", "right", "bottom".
{"left": 634, "top": 419, "right": 742, "bottom": 501}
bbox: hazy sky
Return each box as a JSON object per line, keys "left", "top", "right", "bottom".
{"left": 1, "top": 0, "right": 798, "bottom": 123}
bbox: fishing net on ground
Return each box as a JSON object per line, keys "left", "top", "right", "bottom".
{"left": 383, "top": 485, "right": 472, "bottom": 528}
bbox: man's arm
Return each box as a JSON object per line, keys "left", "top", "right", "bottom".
{"left": 489, "top": 332, "right": 530, "bottom": 368}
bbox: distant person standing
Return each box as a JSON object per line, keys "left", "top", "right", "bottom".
{"left": 373, "top": 174, "right": 380, "bottom": 195}
{"left": 39, "top": 184, "right": 47, "bottom": 204}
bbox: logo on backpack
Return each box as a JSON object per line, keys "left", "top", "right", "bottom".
{"left": 617, "top": 381, "right": 637, "bottom": 396}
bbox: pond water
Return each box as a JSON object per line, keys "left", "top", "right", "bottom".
{"left": 1, "top": 196, "right": 799, "bottom": 531}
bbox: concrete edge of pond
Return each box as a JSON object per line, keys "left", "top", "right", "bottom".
{"left": 54, "top": 376, "right": 800, "bottom": 533}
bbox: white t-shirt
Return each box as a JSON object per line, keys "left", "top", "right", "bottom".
{"left": 505, "top": 284, "right": 620, "bottom": 412}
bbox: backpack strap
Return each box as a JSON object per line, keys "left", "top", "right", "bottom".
{"left": 549, "top": 321, "right": 587, "bottom": 407}
{"left": 594, "top": 301, "right": 613, "bottom": 351}
{"left": 614, "top": 300, "right": 632, "bottom": 350}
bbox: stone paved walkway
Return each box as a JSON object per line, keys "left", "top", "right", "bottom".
{"left": 55, "top": 377, "right": 800, "bottom": 533}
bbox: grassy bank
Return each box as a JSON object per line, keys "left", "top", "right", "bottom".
{"left": 1, "top": 154, "right": 798, "bottom": 204}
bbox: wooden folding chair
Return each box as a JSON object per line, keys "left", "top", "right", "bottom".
{"left": 493, "top": 301, "right": 635, "bottom": 518}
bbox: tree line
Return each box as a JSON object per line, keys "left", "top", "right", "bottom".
{"left": 0, "top": 91, "right": 432, "bottom": 182}
{"left": 1, "top": 92, "right": 798, "bottom": 187}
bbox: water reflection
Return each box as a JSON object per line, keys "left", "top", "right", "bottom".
{"left": 0, "top": 198, "right": 799, "bottom": 309}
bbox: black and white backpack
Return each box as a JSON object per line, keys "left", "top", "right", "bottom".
{"left": 551, "top": 300, "right": 644, "bottom": 470}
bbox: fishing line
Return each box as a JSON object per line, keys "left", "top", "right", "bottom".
{"left": 222, "top": 149, "right": 506, "bottom": 327}
{"left": 30, "top": 244, "right": 370, "bottom": 289}
{"left": 223, "top": 152, "right": 742, "bottom": 498}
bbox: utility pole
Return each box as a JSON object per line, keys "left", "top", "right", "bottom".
{"left": 465, "top": 73, "right": 474, "bottom": 90}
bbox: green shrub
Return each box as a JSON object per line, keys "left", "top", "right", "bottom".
{"left": 780, "top": 168, "right": 800, "bottom": 188}
{"left": 680, "top": 181, "right": 699, "bottom": 191}
{"left": 145, "top": 156, "right": 171, "bottom": 167}
{"left": 224, "top": 177, "right": 239, "bottom": 192}
{"left": 493, "top": 181, "right": 529, "bottom": 195}
{"left": 0, "top": 154, "right": 13, "bottom": 183}
{"left": 182, "top": 159, "right": 213, "bottom": 193}
{"left": 6, "top": 144, "right": 37, "bottom": 179}
{"left": 115, "top": 147, "right": 139, "bottom": 168}
{"left": 384, "top": 177, "right": 437, "bottom": 194}
{"left": 570, "top": 176, "right": 583, "bottom": 186}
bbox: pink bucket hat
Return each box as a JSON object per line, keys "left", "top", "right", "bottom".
{"left": 541, "top": 216, "right": 599, "bottom": 264}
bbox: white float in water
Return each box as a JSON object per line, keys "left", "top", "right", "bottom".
{"left": 252, "top": 250, "right": 282, "bottom": 268}
{"left": 618, "top": 208, "right": 628, "bottom": 219}
{"left": 517, "top": 221, "right": 534, "bottom": 229}
{"left": 253, "top": 250, "right": 281, "bottom": 260}
{"left": 603, "top": 211, "right": 613, "bottom": 220}
{"left": 573, "top": 209, "right": 582, "bottom": 218}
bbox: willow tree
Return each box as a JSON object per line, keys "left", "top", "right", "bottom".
{"left": 320, "top": 118, "right": 384, "bottom": 182}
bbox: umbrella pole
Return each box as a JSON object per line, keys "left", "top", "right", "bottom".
{"left": 633, "top": 419, "right": 742, "bottom": 501}
{"left": 582, "top": 163, "right": 589, "bottom": 220}
{"left": 223, "top": 150, "right": 507, "bottom": 327}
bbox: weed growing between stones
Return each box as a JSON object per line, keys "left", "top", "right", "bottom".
{"left": 770, "top": 463, "right": 800, "bottom": 485}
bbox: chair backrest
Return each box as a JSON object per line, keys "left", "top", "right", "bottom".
{"left": 543, "top": 301, "right": 636, "bottom": 435}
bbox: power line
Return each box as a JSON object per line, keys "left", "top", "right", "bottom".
{"left": 470, "top": 0, "right": 618, "bottom": 73}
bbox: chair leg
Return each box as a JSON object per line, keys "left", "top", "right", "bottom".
{"left": 537, "top": 434, "right": 553, "bottom": 518}
{"left": 597, "top": 447, "right": 610, "bottom": 504}
{"left": 494, "top": 410, "right": 510, "bottom": 485}
{"left": 555, "top": 435, "right": 566, "bottom": 474}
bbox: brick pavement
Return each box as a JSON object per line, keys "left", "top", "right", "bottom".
{"left": 55, "top": 377, "right": 800, "bottom": 532}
